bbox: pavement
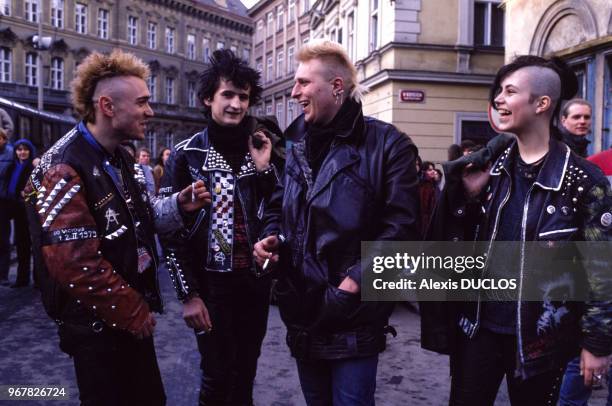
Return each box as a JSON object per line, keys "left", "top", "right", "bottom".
{"left": 0, "top": 263, "right": 608, "bottom": 406}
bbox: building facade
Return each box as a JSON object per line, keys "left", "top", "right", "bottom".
{"left": 248, "top": 0, "right": 311, "bottom": 130}
{"left": 504, "top": 0, "right": 612, "bottom": 153}
{"left": 0, "top": 0, "right": 252, "bottom": 156}
{"left": 250, "top": 0, "right": 505, "bottom": 162}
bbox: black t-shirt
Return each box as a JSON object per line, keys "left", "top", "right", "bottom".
{"left": 481, "top": 152, "right": 545, "bottom": 335}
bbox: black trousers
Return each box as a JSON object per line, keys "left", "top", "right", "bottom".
{"left": 11, "top": 202, "right": 31, "bottom": 285}
{"left": 58, "top": 322, "right": 166, "bottom": 406}
{"left": 196, "top": 271, "right": 271, "bottom": 406}
{"left": 450, "top": 327, "right": 565, "bottom": 406}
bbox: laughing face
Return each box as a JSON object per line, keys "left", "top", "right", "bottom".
{"left": 205, "top": 79, "right": 250, "bottom": 127}
{"left": 493, "top": 68, "right": 540, "bottom": 135}
{"left": 291, "top": 58, "right": 340, "bottom": 126}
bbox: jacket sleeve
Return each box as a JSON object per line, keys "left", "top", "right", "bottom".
{"left": 579, "top": 177, "right": 612, "bottom": 356}
{"left": 345, "top": 130, "right": 420, "bottom": 287}
{"left": 158, "top": 150, "right": 202, "bottom": 302}
{"left": 29, "top": 163, "right": 150, "bottom": 333}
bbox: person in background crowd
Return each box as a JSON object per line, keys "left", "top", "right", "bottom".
{"left": 448, "top": 144, "right": 463, "bottom": 161}
{"left": 137, "top": 147, "right": 156, "bottom": 196}
{"left": 0, "top": 128, "right": 13, "bottom": 286}
{"left": 460, "top": 139, "right": 478, "bottom": 155}
{"left": 160, "top": 49, "right": 284, "bottom": 406}
{"left": 434, "top": 168, "right": 444, "bottom": 190}
{"left": 418, "top": 161, "right": 440, "bottom": 237}
{"left": 0, "top": 107, "right": 14, "bottom": 139}
{"left": 254, "top": 40, "right": 420, "bottom": 406}
{"left": 422, "top": 55, "right": 612, "bottom": 406}
{"left": 153, "top": 147, "right": 171, "bottom": 194}
{"left": 24, "top": 49, "right": 209, "bottom": 405}
{"left": 7, "top": 139, "right": 36, "bottom": 288}
{"left": 559, "top": 98, "right": 592, "bottom": 158}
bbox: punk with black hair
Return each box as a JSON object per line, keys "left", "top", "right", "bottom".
{"left": 197, "top": 49, "right": 263, "bottom": 116}
{"left": 489, "top": 55, "right": 578, "bottom": 139}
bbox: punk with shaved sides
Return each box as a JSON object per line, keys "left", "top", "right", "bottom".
{"left": 422, "top": 55, "right": 612, "bottom": 406}
{"left": 22, "top": 49, "right": 209, "bottom": 405}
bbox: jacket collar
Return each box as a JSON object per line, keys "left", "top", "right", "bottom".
{"left": 490, "top": 136, "right": 571, "bottom": 191}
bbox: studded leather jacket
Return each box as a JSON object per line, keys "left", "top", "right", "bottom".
{"left": 423, "top": 137, "right": 612, "bottom": 378}
{"left": 24, "top": 123, "right": 184, "bottom": 333}
{"left": 159, "top": 123, "right": 282, "bottom": 302}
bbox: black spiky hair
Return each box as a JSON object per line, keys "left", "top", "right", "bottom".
{"left": 197, "top": 49, "right": 263, "bottom": 116}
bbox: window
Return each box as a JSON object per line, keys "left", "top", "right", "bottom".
{"left": 347, "top": 12, "right": 355, "bottom": 60}
{"left": 51, "top": 0, "right": 64, "bottom": 28}
{"left": 25, "top": 0, "right": 37, "bottom": 22}
{"left": 145, "top": 131, "right": 156, "bottom": 155}
{"left": 202, "top": 38, "right": 210, "bottom": 61}
{"left": 267, "top": 12, "right": 274, "bottom": 36}
{"left": 0, "top": 48, "right": 11, "bottom": 82}
{"left": 242, "top": 48, "right": 250, "bottom": 62}
{"left": 187, "top": 81, "right": 197, "bottom": 107}
{"left": 128, "top": 16, "right": 138, "bottom": 45}
{"left": 266, "top": 54, "right": 273, "bottom": 83}
{"left": 329, "top": 28, "right": 337, "bottom": 42}
{"left": 75, "top": 3, "right": 87, "bottom": 34}
{"left": 266, "top": 104, "right": 273, "bottom": 115}
{"left": 474, "top": 1, "right": 504, "bottom": 46}
{"left": 25, "top": 52, "right": 37, "bottom": 87}
{"left": 276, "top": 51, "right": 284, "bottom": 79}
{"left": 98, "top": 8, "right": 109, "bottom": 39}
{"left": 256, "top": 20, "right": 264, "bottom": 42}
{"left": 370, "top": 0, "right": 379, "bottom": 51}
{"left": 337, "top": 28, "right": 343, "bottom": 45}
{"left": 276, "top": 5, "right": 284, "bottom": 31}
{"left": 287, "top": 99, "right": 296, "bottom": 124}
{"left": 455, "top": 112, "right": 497, "bottom": 146}
{"left": 164, "top": 132, "right": 174, "bottom": 149}
{"left": 187, "top": 34, "right": 196, "bottom": 60}
{"left": 276, "top": 101, "right": 283, "bottom": 126}
{"left": 50, "top": 57, "right": 64, "bottom": 90}
{"left": 147, "top": 22, "right": 157, "bottom": 49}
{"left": 287, "top": 45, "right": 295, "bottom": 73}
{"left": 0, "top": 0, "right": 10, "bottom": 16}
{"left": 165, "top": 27, "right": 175, "bottom": 53}
{"left": 166, "top": 77, "right": 175, "bottom": 104}
{"left": 256, "top": 58, "right": 263, "bottom": 74}
{"left": 300, "top": 0, "right": 310, "bottom": 14}
{"left": 148, "top": 75, "right": 157, "bottom": 102}
{"left": 288, "top": 0, "right": 296, "bottom": 22}
{"left": 217, "top": 41, "right": 225, "bottom": 50}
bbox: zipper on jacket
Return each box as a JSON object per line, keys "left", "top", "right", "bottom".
{"left": 516, "top": 184, "right": 536, "bottom": 372}
{"left": 475, "top": 170, "right": 512, "bottom": 336}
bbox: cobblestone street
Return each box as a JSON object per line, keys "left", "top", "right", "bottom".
{"left": 0, "top": 264, "right": 607, "bottom": 405}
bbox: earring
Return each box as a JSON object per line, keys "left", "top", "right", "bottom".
{"left": 334, "top": 92, "right": 341, "bottom": 105}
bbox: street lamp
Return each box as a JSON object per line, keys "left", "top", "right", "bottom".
{"left": 33, "top": 7, "right": 51, "bottom": 111}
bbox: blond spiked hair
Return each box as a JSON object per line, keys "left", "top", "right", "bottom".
{"left": 296, "top": 39, "right": 366, "bottom": 102}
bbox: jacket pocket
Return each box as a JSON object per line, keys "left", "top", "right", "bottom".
{"left": 318, "top": 284, "right": 362, "bottom": 331}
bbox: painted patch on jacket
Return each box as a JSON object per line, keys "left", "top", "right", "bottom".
{"left": 207, "top": 171, "right": 234, "bottom": 272}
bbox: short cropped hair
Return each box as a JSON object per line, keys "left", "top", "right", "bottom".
{"left": 296, "top": 39, "right": 365, "bottom": 102}
{"left": 562, "top": 98, "right": 592, "bottom": 117}
{"left": 71, "top": 49, "right": 150, "bottom": 123}
{"left": 197, "top": 49, "right": 262, "bottom": 116}
{"left": 137, "top": 147, "right": 151, "bottom": 156}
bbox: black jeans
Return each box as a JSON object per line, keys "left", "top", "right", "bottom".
{"left": 58, "top": 322, "right": 166, "bottom": 406}
{"left": 450, "top": 328, "right": 565, "bottom": 406}
{"left": 11, "top": 201, "right": 31, "bottom": 285}
{"left": 196, "top": 271, "right": 271, "bottom": 406}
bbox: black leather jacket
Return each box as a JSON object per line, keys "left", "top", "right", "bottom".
{"left": 159, "top": 122, "right": 282, "bottom": 302}
{"left": 423, "top": 136, "right": 612, "bottom": 378}
{"left": 262, "top": 108, "right": 420, "bottom": 360}
{"left": 24, "top": 123, "right": 173, "bottom": 332}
